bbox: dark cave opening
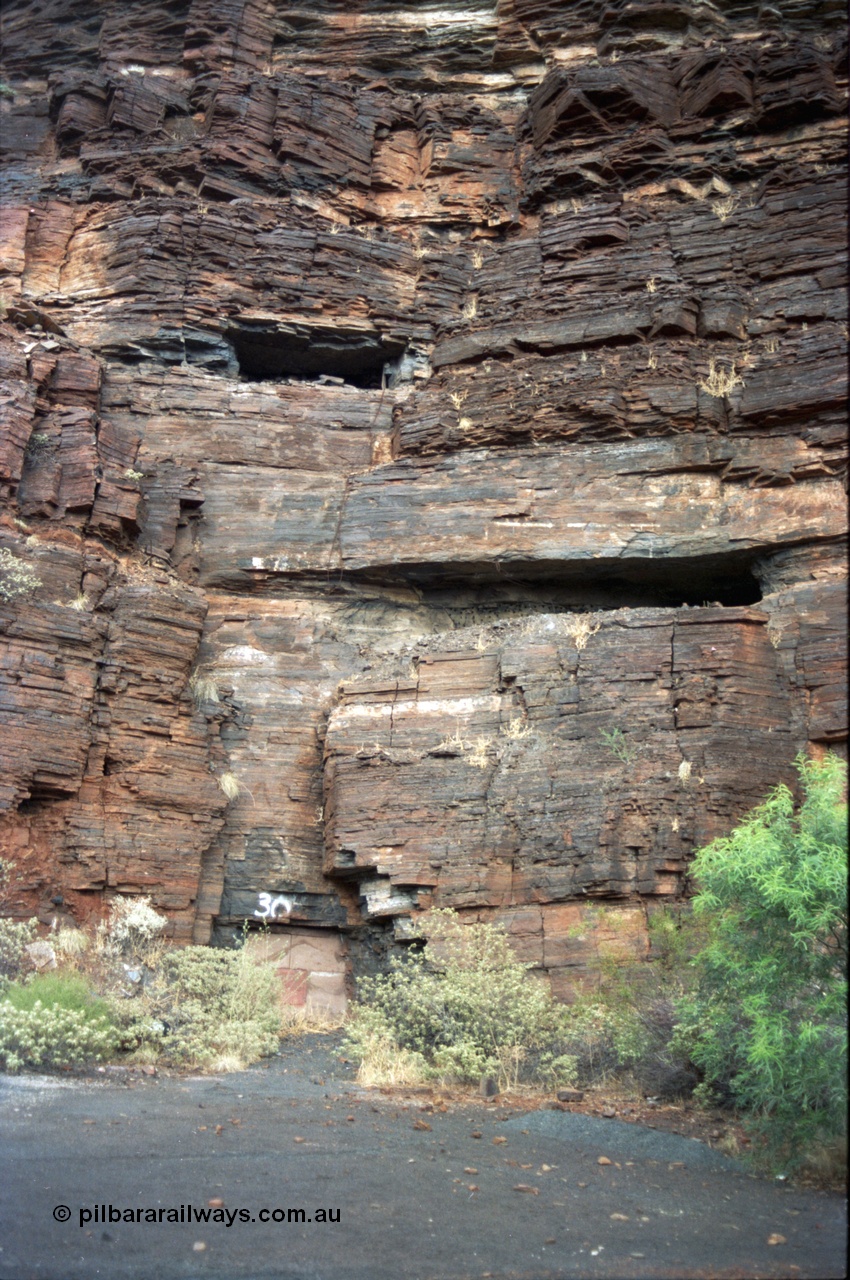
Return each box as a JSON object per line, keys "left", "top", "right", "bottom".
{"left": 228, "top": 320, "right": 407, "bottom": 388}
{"left": 354, "top": 550, "right": 764, "bottom": 611}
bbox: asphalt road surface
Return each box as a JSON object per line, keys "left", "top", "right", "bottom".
{"left": 1, "top": 1034, "right": 846, "bottom": 1280}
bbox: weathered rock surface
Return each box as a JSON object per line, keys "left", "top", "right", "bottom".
{"left": 0, "top": 0, "right": 846, "bottom": 986}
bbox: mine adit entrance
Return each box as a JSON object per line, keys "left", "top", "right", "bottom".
{"left": 227, "top": 317, "right": 408, "bottom": 388}
{"left": 346, "top": 549, "right": 764, "bottom": 611}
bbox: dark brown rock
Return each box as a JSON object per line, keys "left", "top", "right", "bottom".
{"left": 0, "top": 2, "right": 845, "bottom": 989}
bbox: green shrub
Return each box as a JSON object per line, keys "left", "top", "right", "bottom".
{"left": 0, "top": 917, "right": 37, "bottom": 983}
{"left": 0, "top": 972, "right": 119, "bottom": 1072}
{"left": 0, "top": 548, "right": 42, "bottom": 603}
{"left": 104, "top": 894, "right": 167, "bottom": 966}
{"left": 557, "top": 904, "right": 711, "bottom": 1094}
{"left": 345, "top": 910, "right": 572, "bottom": 1091}
{"left": 139, "top": 943, "right": 282, "bottom": 1069}
{"left": 556, "top": 996, "right": 652, "bottom": 1085}
{"left": 3, "top": 971, "right": 111, "bottom": 1017}
{"left": 674, "top": 752, "right": 847, "bottom": 1171}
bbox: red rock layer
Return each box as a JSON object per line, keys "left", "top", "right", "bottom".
{"left": 0, "top": 1, "right": 846, "bottom": 978}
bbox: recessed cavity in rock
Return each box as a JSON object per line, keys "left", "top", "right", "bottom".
{"left": 352, "top": 551, "right": 764, "bottom": 609}
{"left": 228, "top": 318, "right": 407, "bottom": 388}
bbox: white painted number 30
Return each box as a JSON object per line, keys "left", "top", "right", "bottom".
{"left": 254, "top": 892, "right": 293, "bottom": 920}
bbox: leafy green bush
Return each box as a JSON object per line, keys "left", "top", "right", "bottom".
{"left": 345, "top": 910, "right": 573, "bottom": 1091}
{"left": 0, "top": 973, "right": 119, "bottom": 1072}
{"left": 0, "top": 547, "right": 42, "bottom": 603}
{"left": 556, "top": 995, "right": 653, "bottom": 1084}
{"left": 103, "top": 895, "right": 167, "bottom": 966}
{"left": 558, "top": 905, "right": 709, "bottom": 1094}
{"left": 0, "top": 886, "right": 282, "bottom": 1074}
{"left": 673, "top": 752, "right": 847, "bottom": 1170}
{"left": 3, "top": 972, "right": 109, "bottom": 1016}
{"left": 134, "top": 943, "right": 282, "bottom": 1069}
{"left": 0, "top": 917, "right": 37, "bottom": 983}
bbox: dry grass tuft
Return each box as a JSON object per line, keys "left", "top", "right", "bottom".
{"left": 219, "top": 772, "right": 242, "bottom": 801}
{"left": 434, "top": 728, "right": 467, "bottom": 755}
{"left": 189, "top": 670, "right": 220, "bottom": 705}
{"left": 52, "top": 928, "right": 90, "bottom": 960}
{"left": 698, "top": 359, "right": 745, "bottom": 399}
{"left": 711, "top": 196, "right": 736, "bottom": 222}
{"left": 210, "top": 1053, "right": 249, "bottom": 1074}
{"left": 566, "top": 615, "right": 601, "bottom": 651}
{"left": 797, "top": 1135, "right": 848, "bottom": 1189}
{"left": 280, "top": 1006, "right": 347, "bottom": 1036}
{"left": 355, "top": 1032, "right": 428, "bottom": 1088}
{"left": 500, "top": 717, "right": 532, "bottom": 740}
{"left": 466, "top": 736, "right": 494, "bottom": 769}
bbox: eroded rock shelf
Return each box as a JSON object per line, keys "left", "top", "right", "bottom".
{"left": 0, "top": 0, "right": 846, "bottom": 989}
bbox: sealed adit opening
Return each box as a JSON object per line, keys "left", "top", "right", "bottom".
{"left": 228, "top": 319, "right": 406, "bottom": 388}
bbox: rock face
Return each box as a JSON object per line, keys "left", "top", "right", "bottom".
{"left": 0, "top": 1, "right": 846, "bottom": 991}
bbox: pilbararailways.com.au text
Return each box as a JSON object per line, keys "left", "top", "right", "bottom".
{"left": 58, "top": 1204, "right": 340, "bottom": 1229}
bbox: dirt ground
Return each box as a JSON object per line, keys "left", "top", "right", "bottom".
{"left": 355, "top": 1076, "right": 842, "bottom": 1193}
{"left": 2, "top": 1032, "right": 846, "bottom": 1280}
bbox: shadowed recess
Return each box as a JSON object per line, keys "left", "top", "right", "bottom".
{"left": 228, "top": 319, "right": 407, "bottom": 388}
{"left": 348, "top": 550, "right": 765, "bottom": 608}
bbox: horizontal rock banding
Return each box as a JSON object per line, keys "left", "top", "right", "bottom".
{"left": 0, "top": 0, "right": 845, "bottom": 983}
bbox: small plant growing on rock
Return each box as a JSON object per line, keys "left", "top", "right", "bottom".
{"left": 219, "top": 771, "right": 242, "bottom": 801}
{"left": 189, "top": 670, "right": 220, "bottom": 706}
{"left": 698, "top": 359, "right": 744, "bottom": 399}
{"left": 500, "top": 717, "right": 532, "bottom": 741}
{"left": 566, "top": 614, "right": 601, "bottom": 651}
{"left": 710, "top": 195, "right": 737, "bottom": 222}
{"left": 599, "top": 727, "right": 635, "bottom": 763}
{"left": 0, "top": 548, "right": 41, "bottom": 603}
{"left": 24, "top": 431, "right": 50, "bottom": 459}
{"left": 466, "top": 736, "right": 494, "bottom": 769}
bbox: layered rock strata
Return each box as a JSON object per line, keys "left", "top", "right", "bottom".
{"left": 0, "top": 0, "right": 846, "bottom": 987}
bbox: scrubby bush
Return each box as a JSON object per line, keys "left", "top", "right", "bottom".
{"left": 0, "top": 889, "right": 282, "bottom": 1075}
{"left": 556, "top": 995, "right": 652, "bottom": 1085}
{"left": 0, "top": 547, "right": 41, "bottom": 602}
{"left": 559, "top": 905, "right": 708, "bottom": 1095}
{"left": 0, "top": 857, "right": 39, "bottom": 986}
{"left": 134, "top": 943, "right": 282, "bottom": 1070}
{"left": 0, "top": 918, "right": 37, "bottom": 983}
{"left": 103, "top": 895, "right": 168, "bottom": 967}
{"left": 0, "top": 972, "right": 119, "bottom": 1072}
{"left": 674, "top": 752, "right": 847, "bottom": 1172}
{"left": 345, "top": 910, "right": 574, "bottom": 1091}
